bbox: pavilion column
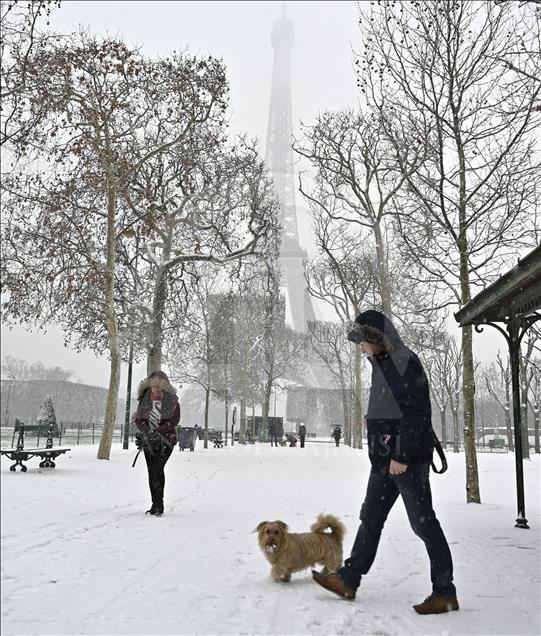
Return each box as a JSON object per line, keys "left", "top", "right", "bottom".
{"left": 508, "top": 318, "right": 528, "bottom": 528}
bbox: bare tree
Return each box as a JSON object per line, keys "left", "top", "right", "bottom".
{"left": 257, "top": 265, "right": 307, "bottom": 439}
{"left": 0, "top": 0, "right": 60, "bottom": 146}
{"left": 358, "top": 0, "right": 541, "bottom": 502}
{"left": 168, "top": 268, "right": 225, "bottom": 449}
{"left": 128, "top": 137, "right": 280, "bottom": 375}
{"left": 421, "top": 327, "right": 454, "bottom": 445}
{"left": 1, "top": 356, "right": 73, "bottom": 382}
{"left": 484, "top": 352, "right": 514, "bottom": 451}
{"left": 295, "top": 110, "right": 426, "bottom": 317}
{"left": 1, "top": 34, "right": 232, "bottom": 459}
{"left": 307, "top": 320, "right": 356, "bottom": 445}
{"left": 527, "top": 356, "right": 541, "bottom": 454}
{"left": 519, "top": 328, "right": 541, "bottom": 457}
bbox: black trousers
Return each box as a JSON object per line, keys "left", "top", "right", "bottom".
{"left": 300, "top": 436, "right": 305, "bottom": 448}
{"left": 338, "top": 462, "right": 456, "bottom": 597}
{"left": 143, "top": 445, "right": 173, "bottom": 506}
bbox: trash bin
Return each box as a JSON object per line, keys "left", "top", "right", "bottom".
{"left": 178, "top": 426, "right": 197, "bottom": 452}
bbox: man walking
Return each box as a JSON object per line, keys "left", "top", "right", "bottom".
{"left": 299, "top": 422, "right": 306, "bottom": 448}
{"left": 332, "top": 425, "right": 342, "bottom": 447}
{"left": 312, "top": 310, "right": 458, "bottom": 615}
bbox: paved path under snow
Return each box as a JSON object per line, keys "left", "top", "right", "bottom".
{"left": 1, "top": 443, "right": 539, "bottom": 635}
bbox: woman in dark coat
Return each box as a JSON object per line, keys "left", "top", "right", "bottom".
{"left": 134, "top": 370, "right": 179, "bottom": 516}
{"left": 312, "top": 310, "right": 458, "bottom": 615}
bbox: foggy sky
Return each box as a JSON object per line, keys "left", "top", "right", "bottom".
{"left": 1, "top": 1, "right": 507, "bottom": 387}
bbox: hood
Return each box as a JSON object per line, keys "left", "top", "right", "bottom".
{"left": 137, "top": 370, "right": 177, "bottom": 400}
{"left": 348, "top": 310, "right": 404, "bottom": 352}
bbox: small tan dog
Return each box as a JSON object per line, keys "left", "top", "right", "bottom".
{"left": 255, "top": 514, "right": 345, "bottom": 582}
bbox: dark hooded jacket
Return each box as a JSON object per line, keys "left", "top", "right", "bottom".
{"left": 134, "top": 370, "right": 179, "bottom": 448}
{"left": 350, "top": 311, "right": 435, "bottom": 467}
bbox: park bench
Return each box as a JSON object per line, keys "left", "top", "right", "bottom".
{"left": 0, "top": 421, "right": 71, "bottom": 472}
{"left": 488, "top": 437, "right": 507, "bottom": 452}
{"left": 213, "top": 435, "right": 224, "bottom": 448}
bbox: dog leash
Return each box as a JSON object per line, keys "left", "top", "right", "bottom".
{"left": 431, "top": 433, "right": 448, "bottom": 474}
{"left": 131, "top": 450, "right": 141, "bottom": 468}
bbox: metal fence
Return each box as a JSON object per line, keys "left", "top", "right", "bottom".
{"left": 0, "top": 422, "right": 136, "bottom": 448}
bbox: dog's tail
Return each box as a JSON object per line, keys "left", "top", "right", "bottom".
{"left": 310, "top": 514, "right": 345, "bottom": 543}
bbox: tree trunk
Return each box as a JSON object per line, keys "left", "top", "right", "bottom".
{"left": 452, "top": 407, "right": 460, "bottom": 453}
{"left": 461, "top": 323, "right": 480, "bottom": 502}
{"left": 504, "top": 382, "right": 514, "bottom": 451}
{"left": 340, "top": 381, "right": 351, "bottom": 445}
{"left": 261, "top": 362, "right": 274, "bottom": 442}
{"left": 239, "top": 393, "right": 246, "bottom": 445}
{"left": 352, "top": 346, "right": 364, "bottom": 448}
{"left": 203, "top": 385, "right": 210, "bottom": 449}
{"left": 440, "top": 407, "right": 447, "bottom": 445}
{"left": 224, "top": 394, "right": 229, "bottom": 447}
{"left": 453, "top": 96, "right": 480, "bottom": 502}
{"left": 520, "top": 360, "right": 530, "bottom": 459}
{"left": 341, "top": 386, "right": 350, "bottom": 442}
{"left": 534, "top": 402, "right": 540, "bottom": 455}
{"left": 97, "top": 166, "right": 120, "bottom": 460}
{"left": 239, "top": 355, "right": 247, "bottom": 445}
{"left": 336, "top": 355, "right": 350, "bottom": 445}
{"left": 146, "top": 233, "right": 172, "bottom": 375}
{"left": 373, "top": 220, "right": 392, "bottom": 317}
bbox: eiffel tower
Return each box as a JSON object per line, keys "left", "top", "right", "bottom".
{"left": 265, "top": 8, "right": 315, "bottom": 332}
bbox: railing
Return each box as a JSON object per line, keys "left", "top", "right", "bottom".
{"left": 0, "top": 422, "right": 137, "bottom": 448}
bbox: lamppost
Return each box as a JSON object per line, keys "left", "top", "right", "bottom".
{"left": 122, "top": 228, "right": 139, "bottom": 450}
{"left": 231, "top": 405, "right": 237, "bottom": 446}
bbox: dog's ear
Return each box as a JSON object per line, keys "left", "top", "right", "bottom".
{"left": 275, "top": 520, "right": 288, "bottom": 532}
{"left": 253, "top": 521, "right": 268, "bottom": 534}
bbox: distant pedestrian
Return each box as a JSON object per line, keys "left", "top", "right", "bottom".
{"left": 312, "top": 310, "right": 458, "bottom": 615}
{"left": 134, "top": 370, "right": 179, "bottom": 516}
{"left": 286, "top": 433, "right": 297, "bottom": 447}
{"left": 299, "top": 423, "right": 306, "bottom": 448}
{"left": 268, "top": 421, "right": 281, "bottom": 447}
{"left": 332, "top": 426, "right": 342, "bottom": 447}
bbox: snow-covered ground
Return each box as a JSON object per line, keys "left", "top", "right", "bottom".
{"left": 1, "top": 443, "right": 540, "bottom": 636}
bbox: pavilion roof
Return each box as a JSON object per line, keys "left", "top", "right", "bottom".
{"left": 454, "top": 245, "right": 541, "bottom": 327}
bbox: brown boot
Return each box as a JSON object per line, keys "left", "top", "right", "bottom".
{"left": 312, "top": 570, "right": 356, "bottom": 600}
{"left": 413, "top": 594, "right": 459, "bottom": 615}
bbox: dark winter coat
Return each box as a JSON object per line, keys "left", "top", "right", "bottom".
{"left": 351, "top": 310, "right": 435, "bottom": 467}
{"left": 332, "top": 427, "right": 342, "bottom": 441}
{"left": 134, "top": 370, "right": 180, "bottom": 448}
{"left": 299, "top": 424, "right": 306, "bottom": 438}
